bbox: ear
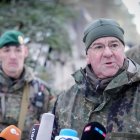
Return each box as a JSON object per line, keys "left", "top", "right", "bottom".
{"left": 24, "top": 46, "right": 29, "bottom": 58}
{"left": 0, "top": 50, "right": 2, "bottom": 61}
{"left": 86, "top": 54, "right": 90, "bottom": 64}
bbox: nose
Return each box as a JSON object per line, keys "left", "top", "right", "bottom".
{"left": 102, "top": 46, "right": 113, "bottom": 57}
{"left": 9, "top": 51, "right": 16, "bottom": 59}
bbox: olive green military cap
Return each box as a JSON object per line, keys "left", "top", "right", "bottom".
{"left": 83, "top": 18, "right": 125, "bottom": 53}
{"left": 0, "top": 30, "right": 24, "bottom": 48}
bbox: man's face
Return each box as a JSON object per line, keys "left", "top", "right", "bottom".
{"left": 0, "top": 45, "right": 28, "bottom": 78}
{"left": 86, "top": 37, "right": 126, "bottom": 79}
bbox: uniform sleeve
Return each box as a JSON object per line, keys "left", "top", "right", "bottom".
{"left": 43, "top": 84, "right": 57, "bottom": 112}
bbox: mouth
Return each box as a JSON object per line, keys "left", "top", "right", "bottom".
{"left": 8, "top": 62, "right": 18, "bottom": 66}
{"left": 106, "top": 62, "right": 113, "bottom": 64}
{"left": 105, "top": 62, "right": 114, "bottom": 66}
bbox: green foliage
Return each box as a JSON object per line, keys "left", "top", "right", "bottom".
{"left": 0, "top": 0, "right": 75, "bottom": 53}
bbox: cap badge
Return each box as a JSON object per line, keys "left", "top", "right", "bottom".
{"left": 18, "top": 35, "right": 24, "bottom": 45}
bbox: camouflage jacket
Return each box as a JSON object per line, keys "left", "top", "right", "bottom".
{"left": 0, "top": 66, "right": 55, "bottom": 140}
{"left": 53, "top": 59, "right": 140, "bottom": 140}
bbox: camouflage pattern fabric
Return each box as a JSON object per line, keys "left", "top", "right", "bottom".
{"left": 0, "top": 65, "right": 56, "bottom": 140}
{"left": 53, "top": 59, "right": 140, "bottom": 140}
{"left": 111, "top": 132, "right": 140, "bottom": 140}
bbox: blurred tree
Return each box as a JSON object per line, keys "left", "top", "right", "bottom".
{"left": 0, "top": 0, "right": 74, "bottom": 52}
{"left": 0, "top": 0, "right": 76, "bottom": 83}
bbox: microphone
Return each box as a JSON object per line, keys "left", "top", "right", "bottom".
{"left": 81, "top": 122, "right": 106, "bottom": 140}
{"left": 55, "top": 128, "right": 79, "bottom": 140}
{"left": 36, "top": 113, "right": 55, "bottom": 140}
{"left": 0, "top": 125, "right": 21, "bottom": 140}
{"left": 29, "top": 124, "right": 40, "bottom": 140}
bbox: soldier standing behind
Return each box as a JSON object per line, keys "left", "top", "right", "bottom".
{"left": 0, "top": 30, "right": 55, "bottom": 139}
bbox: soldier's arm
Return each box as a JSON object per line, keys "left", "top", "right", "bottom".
{"left": 43, "top": 84, "right": 57, "bottom": 112}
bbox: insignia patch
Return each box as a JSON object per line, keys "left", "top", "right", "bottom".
{"left": 84, "top": 126, "right": 91, "bottom": 132}
{"left": 18, "top": 36, "right": 24, "bottom": 45}
{"left": 10, "top": 128, "right": 19, "bottom": 135}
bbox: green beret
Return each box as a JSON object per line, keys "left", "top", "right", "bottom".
{"left": 0, "top": 30, "right": 24, "bottom": 48}
{"left": 83, "top": 18, "right": 125, "bottom": 53}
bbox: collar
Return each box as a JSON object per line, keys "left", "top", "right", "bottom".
{"left": 0, "top": 65, "right": 34, "bottom": 92}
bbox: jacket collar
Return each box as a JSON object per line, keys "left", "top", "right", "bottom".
{"left": 106, "top": 59, "right": 140, "bottom": 90}
{"left": 73, "top": 59, "right": 140, "bottom": 91}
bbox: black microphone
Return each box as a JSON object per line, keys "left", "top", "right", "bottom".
{"left": 81, "top": 122, "right": 106, "bottom": 140}
{"left": 0, "top": 138, "right": 5, "bottom": 140}
{"left": 29, "top": 124, "right": 40, "bottom": 140}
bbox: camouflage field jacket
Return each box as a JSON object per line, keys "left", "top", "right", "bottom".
{"left": 54, "top": 59, "right": 140, "bottom": 140}
{"left": 0, "top": 66, "right": 55, "bottom": 139}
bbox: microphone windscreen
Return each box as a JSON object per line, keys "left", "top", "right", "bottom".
{"left": 36, "top": 113, "right": 55, "bottom": 140}
{"left": 0, "top": 125, "right": 21, "bottom": 140}
{"left": 29, "top": 124, "right": 40, "bottom": 140}
{"left": 55, "top": 129, "right": 79, "bottom": 140}
{"left": 81, "top": 122, "right": 106, "bottom": 140}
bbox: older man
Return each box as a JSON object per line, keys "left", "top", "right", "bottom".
{"left": 0, "top": 30, "right": 55, "bottom": 139}
{"left": 53, "top": 18, "right": 140, "bottom": 140}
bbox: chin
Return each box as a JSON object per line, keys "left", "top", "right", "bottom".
{"left": 105, "top": 72, "right": 118, "bottom": 78}
{"left": 7, "top": 69, "right": 18, "bottom": 74}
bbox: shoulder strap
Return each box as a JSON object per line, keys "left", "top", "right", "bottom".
{"left": 18, "top": 83, "right": 29, "bottom": 131}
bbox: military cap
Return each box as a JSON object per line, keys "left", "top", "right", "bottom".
{"left": 83, "top": 18, "right": 125, "bottom": 53}
{"left": 0, "top": 30, "right": 24, "bottom": 48}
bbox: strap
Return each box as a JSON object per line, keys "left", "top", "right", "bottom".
{"left": 18, "top": 83, "right": 29, "bottom": 131}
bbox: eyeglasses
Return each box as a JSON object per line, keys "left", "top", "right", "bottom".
{"left": 89, "top": 41, "right": 123, "bottom": 53}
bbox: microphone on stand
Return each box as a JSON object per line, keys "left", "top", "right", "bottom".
{"left": 55, "top": 128, "right": 79, "bottom": 140}
{"left": 0, "top": 125, "right": 21, "bottom": 140}
{"left": 29, "top": 124, "right": 40, "bottom": 140}
{"left": 81, "top": 122, "right": 106, "bottom": 140}
{"left": 36, "top": 113, "right": 55, "bottom": 140}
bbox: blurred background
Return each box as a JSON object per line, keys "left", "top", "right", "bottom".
{"left": 0, "top": 0, "right": 140, "bottom": 93}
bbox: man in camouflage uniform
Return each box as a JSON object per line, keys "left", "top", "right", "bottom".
{"left": 53, "top": 18, "right": 140, "bottom": 140}
{"left": 0, "top": 30, "right": 55, "bottom": 139}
